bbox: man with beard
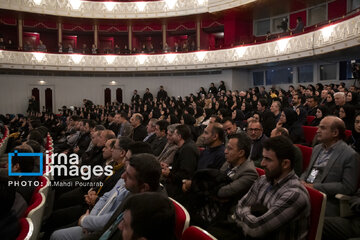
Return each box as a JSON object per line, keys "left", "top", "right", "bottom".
{"left": 225, "top": 136, "right": 310, "bottom": 240}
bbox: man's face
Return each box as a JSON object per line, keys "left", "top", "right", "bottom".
{"left": 172, "top": 130, "right": 181, "bottom": 145}
{"left": 316, "top": 117, "right": 335, "bottom": 144}
{"left": 270, "top": 102, "right": 279, "bottom": 114}
{"left": 118, "top": 210, "right": 133, "bottom": 240}
{"left": 321, "top": 90, "right": 328, "bottom": 99}
{"left": 334, "top": 95, "right": 345, "bottom": 106}
{"left": 307, "top": 98, "right": 316, "bottom": 108}
{"left": 247, "top": 122, "right": 263, "bottom": 140}
{"left": 102, "top": 140, "right": 113, "bottom": 160}
{"left": 146, "top": 121, "right": 155, "bottom": 134}
{"left": 223, "top": 121, "right": 236, "bottom": 136}
{"left": 130, "top": 115, "right": 137, "bottom": 127}
{"left": 261, "top": 148, "right": 283, "bottom": 182}
{"left": 167, "top": 130, "right": 175, "bottom": 144}
{"left": 203, "top": 125, "right": 216, "bottom": 146}
{"left": 83, "top": 123, "right": 90, "bottom": 133}
{"left": 305, "top": 89, "right": 312, "bottom": 96}
{"left": 97, "top": 131, "right": 107, "bottom": 147}
{"left": 113, "top": 114, "right": 119, "bottom": 123}
{"left": 224, "top": 138, "right": 241, "bottom": 166}
{"left": 155, "top": 125, "right": 165, "bottom": 137}
{"left": 292, "top": 95, "right": 300, "bottom": 105}
{"left": 257, "top": 102, "right": 264, "bottom": 112}
{"left": 121, "top": 165, "right": 140, "bottom": 193}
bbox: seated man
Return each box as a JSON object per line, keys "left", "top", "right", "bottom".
{"left": 196, "top": 122, "right": 226, "bottom": 170}
{"left": 229, "top": 136, "right": 310, "bottom": 240}
{"left": 162, "top": 124, "right": 199, "bottom": 203}
{"left": 301, "top": 116, "right": 359, "bottom": 216}
{"left": 247, "top": 120, "right": 268, "bottom": 167}
{"left": 151, "top": 120, "right": 169, "bottom": 156}
{"left": 118, "top": 192, "right": 176, "bottom": 240}
{"left": 50, "top": 153, "right": 162, "bottom": 240}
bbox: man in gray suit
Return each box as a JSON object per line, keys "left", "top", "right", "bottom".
{"left": 301, "top": 116, "right": 359, "bottom": 216}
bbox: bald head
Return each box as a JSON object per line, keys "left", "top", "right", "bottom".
{"left": 317, "top": 116, "right": 346, "bottom": 145}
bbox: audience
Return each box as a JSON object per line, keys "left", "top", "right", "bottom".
{"left": 2, "top": 81, "right": 360, "bottom": 240}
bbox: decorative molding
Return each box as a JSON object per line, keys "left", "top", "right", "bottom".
{"left": 0, "top": 0, "right": 256, "bottom": 19}
{"left": 0, "top": 15, "right": 359, "bottom": 72}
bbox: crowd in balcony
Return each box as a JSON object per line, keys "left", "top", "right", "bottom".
{"left": 1, "top": 79, "right": 360, "bottom": 239}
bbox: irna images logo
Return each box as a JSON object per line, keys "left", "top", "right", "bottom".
{"left": 8, "top": 150, "right": 43, "bottom": 176}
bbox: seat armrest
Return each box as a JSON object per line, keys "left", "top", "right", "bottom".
{"left": 335, "top": 194, "right": 354, "bottom": 217}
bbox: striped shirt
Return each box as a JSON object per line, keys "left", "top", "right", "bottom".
{"left": 235, "top": 170, "right": 310, "bottom": 240}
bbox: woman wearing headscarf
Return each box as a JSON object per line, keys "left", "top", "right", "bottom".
{"left": 339, "top": 105, "right": 355, "bottom": 131}
{"left": 277, "top": 107, "right": 305, "bottom": 144}
{"left": 310, "top": 105, "right": 330, "bottom": 127}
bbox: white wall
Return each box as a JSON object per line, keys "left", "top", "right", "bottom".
{"left": 0, "top": 69, "right": 241, "bottom": 114}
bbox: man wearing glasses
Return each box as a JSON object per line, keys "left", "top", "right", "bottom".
{"left": 246, "top": 120, "right": 268, "bottom": 167}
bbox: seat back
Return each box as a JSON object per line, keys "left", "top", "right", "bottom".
{"left": 25, "top": 192, "right": 46, "bottom": 240}
{"left": 306, "top": 116, "right": 315, "bottom": 125}
{"left": 345, "top": 130, "right": 352, "bottom": 140}
{"left": 295, "top": 144, "right": 313, "bottom": 172}
{"left": 36, "top": 176, "right": 50, "bottom": 197}
{"left": 302, "top": 126, "right": 318, "bottom": 145}
{"left": 305, "top": 187, "right": 326, "bottom": 240}
{"left": 169, "top": 197, "right": 190, "bottom": 240}
{"left": 16, "top": 218, "right": 34, "bottom": 240}
{"left": 256, "top": 167, "right": 265, "bottom": 176}
{"left": 181, "top": 226, "right": 217, "bottom": 240}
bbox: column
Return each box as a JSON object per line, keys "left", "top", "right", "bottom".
{"left": 128, "top": 22, "right": 132, "bottom": 51}
{"left": 94, "top": 22, "right": 98, "bottom": 47}
{"left": 196, "top": 17, "right": 201, "bottom": 50}
{"left": 162, "top": 22, "right": 167, "bottom": 50}
{"left": 17, "top": 16, "right": 23, "bottom": 50}
{"left": 57, "top": 21, "right": 62, "bottom": 44}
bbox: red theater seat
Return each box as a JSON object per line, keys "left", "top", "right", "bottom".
{"left": 345, "top": 130, "right": 352, "bottom": 139}
{"left": 16, "top": 218, "right": 33, "bottom": 240}
{"left": 306, "top": 116, "right": 315, "bottom": 125}
{"left": 170, "top": 197, "right": 190, "bottom": 240}
{"left": 305, "top": 187, "right": 326, "bottom": 240}
{"left": 295, "top": 144, "right": 313, "bottom": 172}
{"left": 256, "top": 167, "right": 265, "bottom": 176}
{"left": 302, "top": 126, "right": 318, "bottom": 145}
{"left": 182, "top": 226, "right": 217, "bottom": 240}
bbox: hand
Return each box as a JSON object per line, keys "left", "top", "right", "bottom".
{"left": 301, "top": 180, "right": 314, "bottom": 189}
{"left": 182, "top": 180, "right": 192, "bottom": 192}
{"left": 78, "top": 209, "right": 90, "bottom": 226}
{"left": 74, "top": 146, "right": 80, "bottom": 153}
{"left": 276, "top": 121, "right": 283, "bottom": 128}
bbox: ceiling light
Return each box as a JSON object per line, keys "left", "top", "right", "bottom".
{"left": 71, "top": 54, "right": 83, "bottom": 64}
{"left": 165, "top": 0, "right": 177, "bottom": 9}
{"left": 33, "top": 52, "right": 45, "bottom": 62}
{"left": 321, "top": 24, "right": 335, "bottom": 41}
{"left": 110, "top": 81, "right": 116, "bottom": 85}
{"left": 136, "top": 55, "right": 147, "bottom": 65}
{"left": 136, "top": 2, "right": 146, "bottom": 11}
{"left": 39, "top": 80, "right": 46, "bottom": 84}
{"left": 104, "top": 2, "right": 116, "bottom": 11}
{"left": 165, "top": 53, "right": 177, "bottom": 63}
{"left": 70, "top": 0, "right": 82, "bottom": 10}
{"left": 105, "top": 55, "right": 116, "bottom": 64}
{"left": 235, "top": 46, "right": 247, "bottom": 58}
{"left": 277, "top": 38, "right": 289, "bottom": 52}
{"left": 33, "top": 0, "right": 42, "bottom": 5}
{"left": 196, "top": 51, "right": 207, "bottom": 62}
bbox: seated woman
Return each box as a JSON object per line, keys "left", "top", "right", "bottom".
{"left": 277, "top": 107, "right": 304, "bottom": 144}
{"left": 349, "top": 112, "right": 360, "bottom": 153}
{"left": 339, "top": 105, "right": 355, "bottom": 131}
{"left": 310, "top": 105, "right": 330, "bottom": 127}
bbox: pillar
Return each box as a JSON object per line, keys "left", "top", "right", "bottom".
{"left": 17, "top": 16, "right": 23, "bottom": 50}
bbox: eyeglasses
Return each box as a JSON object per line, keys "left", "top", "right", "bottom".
{"left": 247, "top": 128, "right": 261, "bottom": 132}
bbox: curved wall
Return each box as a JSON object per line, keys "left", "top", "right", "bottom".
{"left": 1, "top": 14, "right": 360, "bottom": 71}
{"left": 0, "top": 0, "right": 255, "bottom": 19}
